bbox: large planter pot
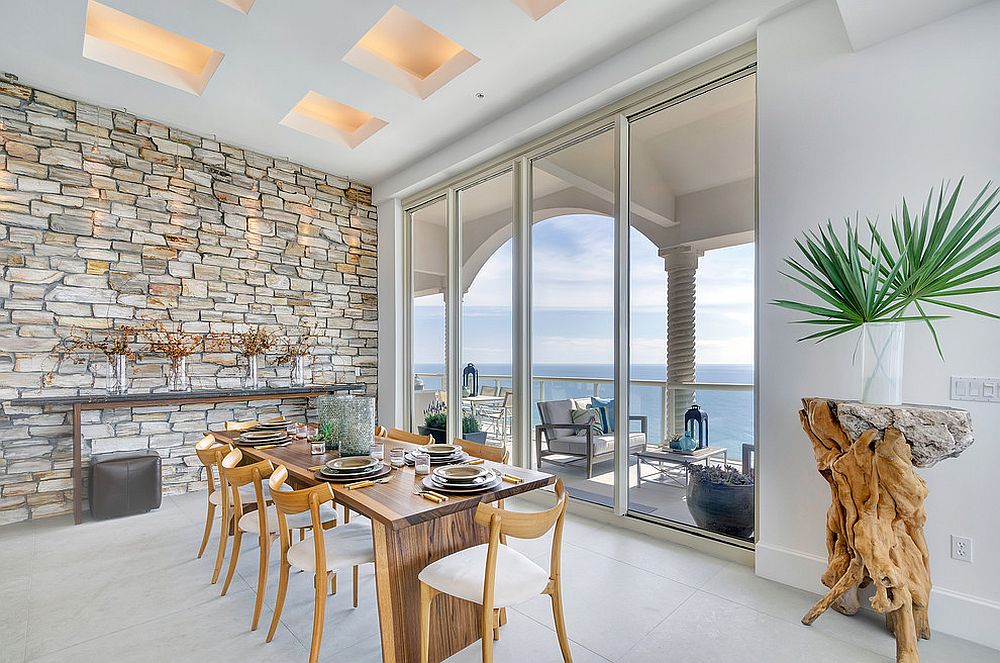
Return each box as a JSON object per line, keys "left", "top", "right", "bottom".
{"left": 686, "top": 473, "right": 754, "bottom": 539}
{"left": 418, "top": 426, "right": 447, "bottom": 444}
{"left": 417, "top": 426, "right": 487, "bottom": 445}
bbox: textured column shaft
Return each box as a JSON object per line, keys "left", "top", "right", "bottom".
{"left": 663, "top": 248, "right": 700, "bottom": 436}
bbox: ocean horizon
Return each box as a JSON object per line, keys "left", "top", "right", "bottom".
{"left": 414, "top": 362, "right": 755, "bottom": 455}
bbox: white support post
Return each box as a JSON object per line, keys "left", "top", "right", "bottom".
{"left": 613, "top": 114, "right": 630, "bottom": 517}
{"left": 446, "top": 188, "right": 462, "bottom": 442}
{"left": 511, "top": 157, "right": 532, "bottom": 468}
{"left": 660, "top": 245, "right": 701, "bottom": 435}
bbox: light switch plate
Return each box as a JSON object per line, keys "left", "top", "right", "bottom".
{"left": 951, "top": 376, "right": 1000, "bottom": 402}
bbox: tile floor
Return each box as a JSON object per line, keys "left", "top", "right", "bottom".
{"left": 0, "top": 491, "right": 997, "bottom": 663}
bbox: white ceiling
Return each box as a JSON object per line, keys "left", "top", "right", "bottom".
{"left": 0, "top": 0, "right": 718, "bottom": 185}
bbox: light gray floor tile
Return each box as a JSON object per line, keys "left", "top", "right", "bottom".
{"left": 4, "top": 489, "right": 997, "bottom": 663}
{"left": 27, "top": 589, "right": 306, "bottom": 663}
{"left": 514, "top": 543, "right": 696, "bottom": 661}
{"left": 621, "top": 590, "right": 892, "bottom": 663}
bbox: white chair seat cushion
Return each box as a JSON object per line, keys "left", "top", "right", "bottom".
{"left": 286, "top": 522, "right": 375, "bottom": 573}
{"left": 209, "top": 483, "right": 270, "bottom": 506}
{"left": 237, "top": 503, "right": 338, "bottom": 534}
{"left": 419, "top": 543, "right": 550, "bottom": 608}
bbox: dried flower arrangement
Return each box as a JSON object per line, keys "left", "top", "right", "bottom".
{"left": 275, "top": 325, "right": 316, "bottom": 365}
{"left": 231, "top": 327, "right": 278, "bottom": 358}
{"left": 140, "top": 321, "right": 209, "bottom": 360}
{"left": 64, "top": 325, "right": 140, "bottom": 360}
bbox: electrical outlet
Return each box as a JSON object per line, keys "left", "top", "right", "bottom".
{"left": 951, "top": 535, "right": 973, "bottom": 562}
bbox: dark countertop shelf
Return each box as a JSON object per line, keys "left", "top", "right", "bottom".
{"left": 7, "top": 384, "right": 364, "bottom": 407}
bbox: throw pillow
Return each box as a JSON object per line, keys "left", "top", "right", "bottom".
{"left": 590, "top": 396, "right": 615, "bottom": 432}
{"left": 570, "top": 407, "right": 604, "bottom": 436}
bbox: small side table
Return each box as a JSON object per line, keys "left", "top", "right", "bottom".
{"left": 634, "top": 446, "right": 728, "bottom": 488}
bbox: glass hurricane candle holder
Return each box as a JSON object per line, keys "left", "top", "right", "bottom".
{"left": 337, "top": 396, "right": 376, "bottom": 457}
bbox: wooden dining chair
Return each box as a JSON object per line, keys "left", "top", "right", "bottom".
{"left": 194, "top": 434, "right": 243, "bottom": 585}
{"left": 266, "top": 466, "right": 376, "bottom": 663}
{"left": 454, "top": 437, "right": 509, "bottom": 464}
{"left": 218, "top": 449, "right": 338, "bottom": 631}
{"left": 375, "top": 425, "right": 389, "bottom": 438}
{"left": 385, "top": 427, "right": 434, "bottom": 445}
{"left": 418, "top": 479, "right": 571, "bottom": 663}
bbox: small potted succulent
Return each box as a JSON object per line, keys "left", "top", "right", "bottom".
{"left": 685, "top": 464, "right": 754, "bottom": 539}
{"left": 418, "top": 400, "right": 487, "bottom": 444}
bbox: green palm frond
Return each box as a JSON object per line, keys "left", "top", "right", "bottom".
{"left": 773, "top": 180, "right": 1000, "bottom": 355}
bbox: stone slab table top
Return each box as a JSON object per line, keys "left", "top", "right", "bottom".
{"left": 804, "top": 398, "right": 974, "bottom": 468}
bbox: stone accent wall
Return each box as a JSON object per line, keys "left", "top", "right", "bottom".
{"left": 0, "top": 79, "right": 377, "bottom": 525}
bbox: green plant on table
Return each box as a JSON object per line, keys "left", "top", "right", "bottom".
{"left": 772, "top": 179, "right": 1000, "bottom": 355}
{"left": 317, "top": 421, "right": 335, "bottom": 441}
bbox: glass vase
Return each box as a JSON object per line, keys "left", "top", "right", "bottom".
{"left": 317, "top": 394, "right": 344, "bottom": 451}
{"left": 106, "top": 354, "right": 128, "bottom": 395}
{"left": 337, "top": 396, "right": 376, "bottom": 457}
{"left": 860, "top": 322, "right": 905, "bottom": 405}
{"left": 167, "top": 357, "right": 190, "bottom": 391}
{"left": 291, "top": 355, "right": 308, "bottom": 387}
{"left": 244, "top": 354, "right": 262, "bottom": 390}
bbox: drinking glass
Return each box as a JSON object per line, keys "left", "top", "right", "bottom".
{"left": 371, "top": 441, "right": 384, "bottom": 461}
{"left": 389, "top": 448, "right": 405, "bottom": 468}
{"left": 413, "top": 451, "right": 431, "bottom": 475}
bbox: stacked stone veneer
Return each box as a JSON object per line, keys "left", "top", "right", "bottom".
{"left": 0, "top": 79, "right": 377, "bottom": 525}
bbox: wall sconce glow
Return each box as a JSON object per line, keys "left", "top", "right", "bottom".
{"left": 510, "top": 0, "right": 567, "bottom": 20}
{"left": 343, "top": 6, "right": 479, "bottom": 100}
{"left": 280, "top": 92, "right": 387, "bottom": 149}
{"left": 83, "top": 1, "right": 224, "bottom": 96}
{"left": 216, "top": 0, "right": 255, "bottom": 14}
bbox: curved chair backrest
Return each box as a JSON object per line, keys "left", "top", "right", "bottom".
{"left": 475, "top": 479, "right": 567, "bottom": 593}
{"left": 225, "top": 420, "right": 258, "bottom": 432}
{"left": 269, "top": 466, "right": 336, "bottom": 574}
{"left": 375, "top": 425, "right": 389, "bottom": 438}
{"left": 194, "top": 434, "right": 231, "bottom": 496}
{"left": 386, "top": 428, "right": 435, "bottom": 445}
{"left": 219, "top": 448, "right": 273, "bottom": 533}
{"left": 480, "top": 386, "right": 497, "bottom": 396}
{"left": 454, "top": 437, "right": 509, "bottom": 464}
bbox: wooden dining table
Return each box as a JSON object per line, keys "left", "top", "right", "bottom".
{"left": 210, "top": 429, "right": 554, "bottom": 663}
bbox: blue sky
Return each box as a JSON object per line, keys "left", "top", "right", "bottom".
{"left": 414, "top": 214, "right": 754, "bottom": 367}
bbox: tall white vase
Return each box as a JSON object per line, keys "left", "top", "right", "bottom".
{"left": 860, "top": 322, "right": 905, "bottom": 405}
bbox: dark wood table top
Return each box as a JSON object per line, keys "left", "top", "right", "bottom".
{"left": 210, "top": 430, "right": 555, "bottom": 530}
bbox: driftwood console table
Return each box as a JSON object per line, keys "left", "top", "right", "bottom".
{"left": 799, "top": 398, "right": 974, "bottom": 663}
{"left": 9, "top": 385, "right": 363, "bottom": 525}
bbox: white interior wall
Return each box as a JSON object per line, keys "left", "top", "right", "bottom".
{"left": 756, "top": 0, "right": 1000, "bottom": 648}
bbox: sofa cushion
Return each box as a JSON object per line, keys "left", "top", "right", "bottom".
{"left": 590, "top": 396, "right": 614, "bottom": 432}
{"left": 547, "top": 431, "right": 645, "bottom": 456}
{"left": 570, "top": 407, "right": 604, "bottom": 435}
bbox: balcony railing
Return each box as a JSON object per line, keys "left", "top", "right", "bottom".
{"left": 414, "top": 372, "right": 754, "bottom": 445}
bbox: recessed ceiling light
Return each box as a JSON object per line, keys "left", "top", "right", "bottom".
{"left": 216, "top": 0, "right": 255, "bottom": 14}
{"left": 511, "top": 0, "right": 568, "bottom": 21}
{"left": 280, "top": 92, "right": 387, "bottom": 149}
{"left": 83, "top": 1, "right": 224, "bottom": 96}
{"left": 343, "top": 6, "right": 479, "bottom": 100}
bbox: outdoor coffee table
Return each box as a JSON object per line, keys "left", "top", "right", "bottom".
{"left": 634, "top": 446, "right": 728, "bottom": 488}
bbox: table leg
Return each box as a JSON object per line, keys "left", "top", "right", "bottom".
{"left": 72, "top": 403, "right": 82, "bottom": 525}
{"left": 371, "top": 509, "right": 487, "bottom": 663}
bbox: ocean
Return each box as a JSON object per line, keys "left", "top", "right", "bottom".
{"left": 414, "top": 363, "right": 755, "bottom": 458}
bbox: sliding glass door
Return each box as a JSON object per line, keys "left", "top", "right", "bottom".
{"left": 626, "top": 73, "right": 756, "bottom": 540}
{"left": 402, "top": 49, "right": 757, "bottom": 545}
{"left": 530, "top": 128, "right": 618, "bottom": 506}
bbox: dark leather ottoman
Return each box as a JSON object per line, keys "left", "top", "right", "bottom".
{"left": 89, "top": 450, "right": 162, "bottom": 519}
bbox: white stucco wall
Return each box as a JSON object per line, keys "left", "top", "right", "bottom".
{"left": 756, "top": 0, "right": 1000, "bottom": 648}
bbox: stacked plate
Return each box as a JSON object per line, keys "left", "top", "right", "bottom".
{"left": 404, "top": 443, "right": 470, "bottom": 466}
{"left": 236, "top": 429, "right": 289, "bottom": 446}
{"left": 255, "top": 419, "right": 289, "bottom": 431}
{"left": 423, "top": 464, "right": 502, "bottom": 494}
{"left": 317, "top": 456, "right": 391, "bottom": 483}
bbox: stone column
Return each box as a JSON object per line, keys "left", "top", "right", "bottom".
{"left": 660, "top": 246, "right": 701, "bottom": 436}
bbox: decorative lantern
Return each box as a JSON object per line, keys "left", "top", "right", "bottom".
{"left": 462, "top": 363, "right": 479, "bottom": 397}
{"left": 684, "top": 403, "right": 709, "bottom": 450}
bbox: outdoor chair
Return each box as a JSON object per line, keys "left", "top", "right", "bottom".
{"left": 535, "top": 398, "right": 647, "bottom": 478}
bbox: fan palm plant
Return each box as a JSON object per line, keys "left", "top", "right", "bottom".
{"left": 773, "top": 179, "right": 1000, "bottom": 357}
